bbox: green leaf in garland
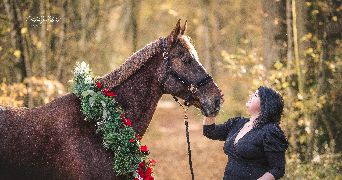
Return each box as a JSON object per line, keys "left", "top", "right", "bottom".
{"left": 82, "top": 91, "right": 88, "bottom": 97}
{"left": 101, "top": 101, "right": 106, "bottom": 108}
{"left": 89, "top": 97, "right": 95, "bottom": 107}
{"left": 103, "top": 109, "right": 108, "bottom": 119}
{"left": 87, "top": 90, "right": 95, "bottom": 96}
{"left": 71, "top": 62, "right": 154, "bottom": 178}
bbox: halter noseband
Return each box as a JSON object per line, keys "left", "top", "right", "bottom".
{"left": 160, "top": 37, "right": 213, "bottom": 106}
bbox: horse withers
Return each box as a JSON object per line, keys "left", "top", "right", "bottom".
{"left": 0, "top": 19, "right": 223, "bottom": 179}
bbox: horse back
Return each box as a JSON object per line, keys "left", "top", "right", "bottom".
{"left": 0, "top": 94, "right": 118, "bottom": 179}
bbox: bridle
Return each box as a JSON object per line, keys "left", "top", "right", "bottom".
{"left": 160, "top": 37, "right": 214, "bottom": 180}
{"left": 160, "top": 37, "right": 213, "bottom": 106}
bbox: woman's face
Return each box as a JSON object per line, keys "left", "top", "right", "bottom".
{"left": 246, "top": 90, "right": 261, "bottom": 116}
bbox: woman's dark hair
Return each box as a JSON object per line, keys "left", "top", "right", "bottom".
{"left": 255, "top": 86, "right": 284, "bottom": 127}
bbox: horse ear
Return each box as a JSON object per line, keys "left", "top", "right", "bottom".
{"left": 168, "top": 19, "right": 181, "bottom": 45}
{"left": 181, "top": 20, "right": 187, "bottom": 35}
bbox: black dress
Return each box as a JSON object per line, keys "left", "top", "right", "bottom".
{"left": 203, "top": 117, "right": 288, "bottom": 180}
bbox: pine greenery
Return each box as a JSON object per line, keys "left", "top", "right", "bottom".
{"left": 71, "top": 62, "right": 143, "bottom": 176}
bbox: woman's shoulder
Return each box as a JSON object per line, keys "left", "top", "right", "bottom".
{"left": 262, "top": 123, "right": 289, "bottom": 151}
{"left": 261, "top": 123, "right": 285, "bottom": 133}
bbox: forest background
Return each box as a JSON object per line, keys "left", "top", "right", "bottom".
{"left": 1, "top": 0, "right": 342, "bottom": 179}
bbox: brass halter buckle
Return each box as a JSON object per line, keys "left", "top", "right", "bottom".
{"left": 189, "top": 84, "right": 197, "bottom": 94}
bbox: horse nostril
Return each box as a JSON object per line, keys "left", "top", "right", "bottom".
{"left": 215, "top": 98, "right": 221, "bottom": 110}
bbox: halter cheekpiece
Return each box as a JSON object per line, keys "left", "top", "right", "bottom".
{"left": 160, "top": 37, "right": 213, "bottom": 106}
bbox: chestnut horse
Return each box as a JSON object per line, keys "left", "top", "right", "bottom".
{"left": 0, "top": 20, "right": 222, "bottom": 179}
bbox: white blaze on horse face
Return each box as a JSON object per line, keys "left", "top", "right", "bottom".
{"left": 183, "top": 36, "right": 203, "bottom": 67}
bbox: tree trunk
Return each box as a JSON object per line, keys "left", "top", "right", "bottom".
{"left": 292, "top": 0, "right": 307, "bottom": 118}
{"left": 3, "top": 0, "right": 23, "bottom": 84}
{"left": 201, "top": 0, "right": 212, "bottom": 75}
{"left": 79, "top": 1, "right": 90, "bottom": 56}
{"left": 40, "top": 0, "right": 47, "bottom": 77}
{"left": 130, "top": 0, "right": 140, "bottom": 52}
{"left": 286, "top": 0, "right": 300, "bottom": 154}
{"left": 262, "top": 0, "right": 285, "bottom": 70}
{"left": 13, "top": 2, "right": 34, "bottom": 107}
{"left": 321, "top": 112, "right": 334, "bottom": 149}
{"left": 305, "top": 19, "right": 326, "bottom": 161}
{"left": 296, "top": 0, "right": 310, "bottom": 90}
{"left": 208, "top": 2, "right": 220, "bottom": 79}
{"left": 56, "top": 0, "right": 66, "bottom": 82}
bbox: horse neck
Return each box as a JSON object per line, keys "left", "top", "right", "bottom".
{"left": 99, "top": 47, "right": 164, "bottom": 137}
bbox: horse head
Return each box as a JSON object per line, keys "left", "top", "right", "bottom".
{"left": 159, "top": 20, "right": 223, "bottom": 117}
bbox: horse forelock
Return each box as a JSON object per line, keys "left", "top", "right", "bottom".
{"left": 179, "top": 35, "right": 202, "bottom": 66}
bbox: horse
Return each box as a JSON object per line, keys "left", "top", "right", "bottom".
{"left": 0, "top": 19, "right": 223, "bottom": 179}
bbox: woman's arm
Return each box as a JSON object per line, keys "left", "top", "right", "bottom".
{"left": 203, "top": 116, "right": 215, "bottom": 125}
{"left": 262, "top": 124, "right": 289, "bottom": 179}
{"left": 203, "top": 116, "right": 227, "bottom": 140}
{"left": 203, "top": 116, "right": 240, "bottom": 141}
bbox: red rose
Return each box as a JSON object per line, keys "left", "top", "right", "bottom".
{"left": 137, "top": 161, "right": 154, "bottom": 180}
{"left": 130, "top": 138, "right": 134, "bottom": 142}
{"left": 107, "top": 92, "right": 117, "bottom": 97}
{"left": 135, "top": 134, "right": 141, "bottom": 140}
{"left": 145, "top": 167, "right": 154, "bottom": 180}
{"left": 124, "top": 119, "right": 131, "bottom": 127}
{"left": 103, "top": 89, "right": 109, "bottom": 96}
{"left": 138, "top": 165, "right": 144, "bottom": 178}
{"left": 96, "top": 82, "right": 101, "bottom": 91}
{"left": 140, "top": 145, "right": 148, "bottom": 152}
{"left": 140, "top": 161, "right": 146, "bottom": 167}
{"left": 149, "top": 159, "right": 156, "bottom": 164}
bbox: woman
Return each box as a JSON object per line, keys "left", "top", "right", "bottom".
{"left": 203, "top": 86, "right": 288, "bottom": 180}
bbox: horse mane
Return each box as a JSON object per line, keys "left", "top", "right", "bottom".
{"left": 99, "top": 35, "right": 195, "bottom": 89}
{"left": 99, "top": 38, "right": 162, "bottom": 88}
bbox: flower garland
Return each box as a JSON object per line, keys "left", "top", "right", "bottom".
{"left": 71, "top": 62, "right": 155, "bottom": 179}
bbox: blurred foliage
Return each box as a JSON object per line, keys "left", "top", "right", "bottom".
{"left": 1, "top": 0, "right": 342, "bottom": 178}
{"left": 0, "top": 76, "right": 65, "bottom": 107}
{"left": 220, "top": 45, "right": 342, "bottom": 179}
{"left": 0, "top": 77, "right": 25, "bottom": 107}
{"left": 284, "top": 142, "right": 342, "bottom": 180}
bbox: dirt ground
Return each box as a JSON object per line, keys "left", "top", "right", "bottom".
{"left": 140, "top": 97, "right": 227, "bottom": 180}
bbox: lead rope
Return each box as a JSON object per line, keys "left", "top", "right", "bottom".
{"left": 173, "top": 96, "right": 195, "bottom": 180}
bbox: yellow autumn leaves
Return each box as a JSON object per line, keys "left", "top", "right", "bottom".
{"left": 0, "top": 77, "right": 65, "bottom": 107}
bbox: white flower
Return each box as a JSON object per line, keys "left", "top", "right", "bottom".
{"left": 81, "top": 62, "right": 87, "bottom": 69}
{"left": 312, "top": 155, "right": 320, "bottom": 163}
{"left": 101, "top": 101, "right": 106, "bottom": 108}
{"left": 85, "top": 75, "right": 92, "bottom": 84}
{"left": 97, "top": 121, "right": 105, "bottom": 126}
{"left": 133, "top": 171, "right": 143, "bottom": 180}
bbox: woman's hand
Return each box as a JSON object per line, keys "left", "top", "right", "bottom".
{"left": 203, "top": 116, "right": 216, "bottom": 125}
{"left": 257, "top": 172, "right": 275, "bottom": 180}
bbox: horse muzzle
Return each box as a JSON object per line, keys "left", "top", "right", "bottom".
{"left": 200, "top": 97, "right": 223, "bottom": 117}
{"left": 188, "top": 94, "right": 223, "bottom": 117}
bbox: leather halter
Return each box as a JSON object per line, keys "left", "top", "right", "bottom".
{"left": 160, "top": 37, "right": 213, "bottom": 106}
